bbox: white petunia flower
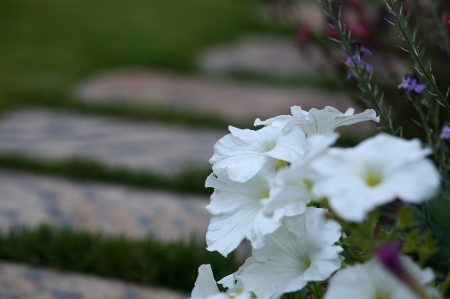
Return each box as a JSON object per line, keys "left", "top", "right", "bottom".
{"left": 263, "top": 133, "right": 339, "bottom": 218}
{"left": 210, "top": 124, "right": 306, "bottom": 183}
{"left": 255, "top": 106, "right": 379, "bottom": 136}
{"left": 310, "top": 133, "right": 441, "bottom": 222}
{"left": 236, "top": 208, "right": 343, "bottom": 299}
{"left": 205, "top": 168, "right": 285, "bottom": 256}
{"left": 324, "top": 256, "right": 443, "bottom": 299}
{"left": 191, "top": 264, "right": 252, "bottom": 299}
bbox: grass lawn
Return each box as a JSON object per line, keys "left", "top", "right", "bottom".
{"left": 0, "top": 224, "right": 244, "bottom": 293}
{"left": 0, "top": 0, "right": 261, "bottom": 104}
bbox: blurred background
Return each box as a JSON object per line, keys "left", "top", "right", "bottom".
{"left": 0, "top": 0, "right": 378, "bottom": 298}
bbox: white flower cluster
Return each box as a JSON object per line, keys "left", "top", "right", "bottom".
{"left": 191, "top": 106, "right": 442, "bottom": 299}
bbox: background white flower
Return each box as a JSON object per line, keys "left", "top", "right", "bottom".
{"left": 210, "top": 124, "right": 306, "bottom": 183}
{"left": 311, "top": 134, "right": 440, "bottom": 222}
{"left": 236, "top": 208, "right": 343, "bottom": 299}
{"left": 255, "top": 106, "right": 379, "bottom": 136}
{"left": 205, "top": 167, "right": 285, "bottom": 256}
{"left": 324, "top": 256, "right": 443, "bottom": 299}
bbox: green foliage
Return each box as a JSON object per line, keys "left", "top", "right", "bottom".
{"left": 0, "top": 153, "right": 212, "bottom": 195}
{"left": 410, "top": 188, "right": 450, "bottom": 275}
{"left": 280, "top": 291, "right": 303, "bottom": 299}
{"left": 0, "top": 224, "right": 243, "bottom": 293}
{"left": 394, "top": 205, "right": 414, "bottom": 231}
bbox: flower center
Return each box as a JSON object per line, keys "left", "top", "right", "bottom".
{"left": 259, "top": 189, "right": 270, "bottom": 199}
{"left": 365, "top": 171, "right": 382, "bottom": 187}
{"left": 276, "top": 159, "right": 288, "bottom": 170}
{"left": 373, "top": 292, "right": 389, "bottom": 299}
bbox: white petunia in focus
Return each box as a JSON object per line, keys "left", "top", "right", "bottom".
{"left": 324, "top": 256, "right": 443, "bottom": 299}
{"left": 205, "top": 168, "right": 285, "bottom": 256}
{"left": 310, "top": 133, "right": 440, "bottom": 222}
{"left": 191, "top": 264, "right": 252, "bottom": 299}
{"left": 236, "top": 208, "right": 343, "bottom": 299}
{"left": 255, "top": 106, "right": 379, "bottom": 136}
{"left": 210, "top": 124, "right": 306, "bottom": 183}
{"left": 263, "top": 133, "right": 339, "bottom": 218}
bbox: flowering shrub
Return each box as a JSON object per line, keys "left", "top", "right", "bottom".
{"left": 190, "top": 0, "right": 450, "bottom": 298}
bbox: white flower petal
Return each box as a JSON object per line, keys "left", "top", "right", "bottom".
{"left": 191, "top": 264, "right": 221, "bottom": 299}
{"left": 324, "top": 256, "right": 443, "bottom": 299}
{"left": 191, "top": 264, "right": 254, "bottom": 299}
{"left": 263, "top": 133, "right": 338, "bottom": 218}
{"left": 237, "top": 208, "right": 342, "bottom": 299}
{"left": 255, "top": 106, "right": 379, "bottom": 136}
{"left": 311, "top": 134, "right": 440, "bottom": 222}
{"left": 210, "top": 125, "right": 306, "bottom": 183}
{"left": 205, "top": 168, "right": 280, "bottom": 256}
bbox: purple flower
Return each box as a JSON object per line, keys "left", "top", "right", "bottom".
{"left": 345, "top": 40, "right": 373, "bottom": 79}
{"left": 375, "top": 244, "right": 428, "bottom": 298}
{"left": 375, "top": 244, "right": 405, "bottom": 279}
{"left": 398, "top": 74, "right": 426, "bottom": 93}
{"left": 440, "top": 123, "right": 450, "bottom": 147}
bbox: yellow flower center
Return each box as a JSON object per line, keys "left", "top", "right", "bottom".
{"left": 276, "top": 159, "right": 288, "bottom": 170}
{"left": 373, "top": 292, "right": 389, "bottom": 299}
{"left": 365, "top": 171, "right": 382, "bottom": 187}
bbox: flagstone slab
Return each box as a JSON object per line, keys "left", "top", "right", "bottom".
{"left": 0, "top": 262, "right": 185, "bottom": 299}
{"left": 0, "top": 171, "right": 210, "bottom": 241}
{"left": 197, "top": 35, "right": 327, "bottom": 78}
{"left": 0, "top": 109, "right": 225, "bottom": 173}
{"left": 75, "top": 69, "right": 355, "bottom": 123}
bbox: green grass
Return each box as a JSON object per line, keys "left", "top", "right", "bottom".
{"left": 0, "top": 224, "right": 244, "bottom": 293}
{"left": 0, "top": 153, "right": 212, "bottom": 196}
{"left": 0, "top": 0, "right": 261, "bottom": 106}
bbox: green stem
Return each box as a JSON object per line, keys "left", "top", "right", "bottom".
{"left": 341, "top": 242, "right": 362, "bottom": 262}
{"left": 384, "top": 0, "right": 450, "bottom": 112}
{"left": 428, "top": 0, "right": 450, "bottom": 61}
{"left": 320, "top": 0, "right": 395, "bottom": 134}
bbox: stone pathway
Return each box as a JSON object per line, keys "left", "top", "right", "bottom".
{"left": 75, "top": 69, "right": 354, "bottom": 123}
{"left": 0, "top": 171, "right": 210, "bottom": 241}
{"left": 0, "top": 24, "right": 380, "bottom": 297}
{"left": 0, "top": 262, "right": 184, "bottom": 299}
{"left": 0, "top": 109, "right": 225, "bottom": 173}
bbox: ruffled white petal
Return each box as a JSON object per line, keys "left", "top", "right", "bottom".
{"left": 255, "top": 106, "right": 379, "bottom": 137}
{"left": 263, "top": 133, "right": 338, "bottom": 218}
{"left": 311, "top": 134, "right": 440, "bottom": 222}
{"left": 210, "top": 125, "right": 306, "bottom": 183}
{"left": 300, "top": 106, "right": 379, "bottom": 136}
{"left": 237, "top": 208, "right": 342, "bottom": 299}
{"left": 191, "top": 265, "right": 221, "bottom": 299}
{"left": 205, "top": 167, "right": 283, "bottom": 255}
{"left": 191, "top": 264, "right": 254, "bottom": 299}
{"left": 324, "top": 256, "right": 443, "bottom": 299}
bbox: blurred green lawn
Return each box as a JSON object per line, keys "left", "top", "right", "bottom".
{"left": 0, "top": 0, "right": 259, "bottom": 103}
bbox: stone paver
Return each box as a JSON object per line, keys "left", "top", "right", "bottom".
{"left": 0, "top": 262, "right": 185, "bottom": 299}
{"left": 197, "top": 35, "right": 326, "bottom": 77}
{"left": 0, "top": 171, "right": 210, "bottom": 241}
{"left": 0, "top": 109, "right": 225, "bottom": 173}
{"left": 75, "top": 69, "right": 355, "bottom": 123}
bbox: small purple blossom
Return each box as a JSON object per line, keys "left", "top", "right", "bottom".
{"left": 375, "top": 244, "right": 405, "bottom": 279}
{"left": 440, "top": 123, "right": 450, "bottom": 147}
{"left": 398, "top": 74, "right": 426, "bottom": 93}
{"left": 344, "top": 40, "right": 373, "bottom": 79}
{"left": 375, "top": 244, "right": 427, "bottom": 298}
